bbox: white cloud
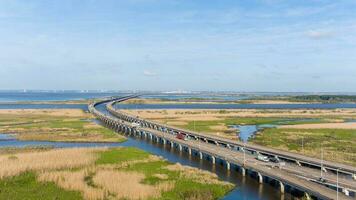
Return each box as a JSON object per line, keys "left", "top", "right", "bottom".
{"left": 143, "top": 70, "right": 157, "bottom": 76}
{"left": 307, "top": 30, "right": 334, "bottom": 39}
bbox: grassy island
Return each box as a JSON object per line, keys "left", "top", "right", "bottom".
{"left": 0, "top": 109, "right": 126, "bottom": 143}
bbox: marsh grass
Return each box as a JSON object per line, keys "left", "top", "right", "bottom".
{"left": 0, "top": 109, "right": 126, "bottom": 142}
{"left": 0, "top": 148, "right": 98, "bottom": 178}
{"left": 0, "top": 172, "right": 82, "bottom": 200}
{"left": 0, "top": 147, "right": 234, "bottom": 200}
{"left": 252, "top": 128, "right": 356, "bottom": 166}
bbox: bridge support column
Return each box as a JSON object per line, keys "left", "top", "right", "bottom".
{"left": 296, "top": 160, "right": 301, "bottom": 167}
{"left": 215, "top": 141, "right": 219, "bottom": 146}
{"left": 149, "top": 134, "right": 153, "bottom": 140}
{"left": 353, "top": 174, "right": 356, "bottom": 180}
{"left": 211, "top": 156, "right": 216, "bottom": 164}
{"left": 226, "top": 161, "right": 230, "bottom": 170}
{"left": 156, "top": 137, "right": 160, "bottom": 143}
{"left": 321, "top": 167, "right": 327, "bottom": 173}
{"left": 188, "top": 148, "right": 192, "bottom": 155}
{"left": 162, "top": 139, "right": 166, "bottom": 145}
{"left": 178, "top": 144, "right": 182, "bottom": 151}
{"left": 241, "top": 167, "right": 246, "bottom": 177}
{"left": 304, "top": 193, "right": 311, "bottom": 200}
{"left": 170, "top": 141, "right": 174, "bottom": 148}
{"left": 279, "top": 181, "right": 285, "bottom": 194}
{"left": 257, "top": 172, "right": 263, "bottom": 184}
{"left": 199, "top": 152, "right": 203, "bottom": 160}
{"left": 342, "top": 188, "right": 350, "bottom": 196}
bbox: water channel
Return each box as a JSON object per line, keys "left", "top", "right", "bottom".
{"left": 0, "top": 102, "right": 305, "bottom": 200}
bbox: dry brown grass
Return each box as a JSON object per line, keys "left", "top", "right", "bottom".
{"left": 0, "top": 147, "right": 231, "bottom": 199}
{"left": 165, "top": 163, "right": 231, "bottom": 185}
{"left": 0, "top": 109, "right": 88, "bottom": 117}
{"left": 280, "top": 122, "right": 356, "bottom": 129}
{"left": 39, "top": 169, "right": 106, "bottom": 200}
{"left": 15, "top": 133, "right": 122, "bottom": 143}
{"left": 39, "top": 166, "right": 174, "bottom": 200}
{"left": 153, "top": 174, "right": 169, "bottom": 180}
{"left": 94, "top": 170, "right": 174, "bottom": 200}
{"left": 0, "top": 108, "right": 125, "bottom": 143}
{"left": 124, "top": 109, "right": 356, "bottom": 120}
{"left": 0, "top": 148, "right": 99, "bottom": 179}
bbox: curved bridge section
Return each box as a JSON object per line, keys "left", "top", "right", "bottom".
{"left": 89, "top": 96, "right": 356, "bottom": 200}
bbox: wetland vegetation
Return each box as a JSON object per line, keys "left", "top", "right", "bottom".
{"left": 0, "top": 109, "right": 126, "bottom": 143}
{"left": 0, "top": 147, "right": 233, "bottom": 200}
{"left": 124, "top": 108, "right": 356, "bottom": 166}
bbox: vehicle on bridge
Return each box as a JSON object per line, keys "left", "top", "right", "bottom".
{"left": 257, "top": 154, "right": 269, "bottom": 162}
{"left": 131, "top": 122, "right": 140, "bottom": 128}
{"left": 176, "top": 133, "right": 189, "bottom": 141}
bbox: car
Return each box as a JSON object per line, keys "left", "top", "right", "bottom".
{"left": 318, "top": 177, "right": 327, "bottom": 183}
{"left": 256, "top": 155, "right": 269, "bottom": 162}
{"left": 131, "top": 122, "right": 140, "bottom": 127}
{"left": 269, "top": 157, "right": 279, "bottom": 163}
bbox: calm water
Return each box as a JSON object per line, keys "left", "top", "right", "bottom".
{"left": 142, "top": 94, "right": 250, "bottom": 101}
{"left": 232, "top": 125, "right": 259, "bottom": 142}
{"left": 116, "top": 103, "right": 356, "bottom": 110}
{"left": 0, "top": 104, "right": 88, "bottom": 110}
{"left": 0, "top": 91, "right": 128, "bottom": 102}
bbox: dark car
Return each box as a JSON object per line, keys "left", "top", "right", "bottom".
{"left": 269, "top": 157, "right": 280, "bottom": 163}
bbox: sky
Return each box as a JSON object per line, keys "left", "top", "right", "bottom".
{"left": 0, "top": 0, "right": 356, "bottom": 92}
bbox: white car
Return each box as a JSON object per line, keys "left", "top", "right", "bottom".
{"left": 131, "top": 122, "right": 140, "bottom": 127}
{"left": 256, "top": 155, "right": 269, "bottom": 162}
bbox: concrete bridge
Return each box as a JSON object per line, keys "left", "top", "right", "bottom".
{"left": 89, "top": 96, "right": 356, "bottom": 200}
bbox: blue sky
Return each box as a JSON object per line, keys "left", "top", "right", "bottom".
{"left": 0, "top": 0, "right": 355, "bottom": 92}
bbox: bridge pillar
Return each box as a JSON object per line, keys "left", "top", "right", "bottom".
{"left": 188, "top": 148, "right": 192, "bottom": 155}
{"left": 149, "top": 133, "right": 153, "bottom": 140}
{"left": 156, "top": 137, "right": 160, "bottom": 143}
{"left": 352, "top": 174, "right": 356, "bottom": 180}
{"left": 170, "top": 141, "right": 174, "bottom": 148}
{"left": 304, "top": 193, "right": 311, "bottom": 200}
{"left": 204, "top": 138, "right": 208, "bottom": 143}
{"left": 241, "top": 167, "right": 246, "bottom": 177}
{"left": 211, "top": 156, "right": 216, "bottom": 164}
{"left": 342, "top": 188, "right": 350, "bottom": 196}
{"left": 178, "top": 144, "right": 183, "bottom": 151}
{"left": 296, "top": 160, "right": 301, "bottom": 167}
{"left": 257, "top": 172, "right": 263, "bottom": 184}
{"left": 321, "top": 167, "right": 327, "bottom": 173}
{"left": 215, "top": 141, "right": 219, "bottom": 146}
{"left": 162, "top": 139, "right": 166, "bottom": 145}
{"left": 226, "top": 161, "right": 230, "bottom": 170}
{"left": 199, "top": 152, "right": 203, "bottom": 160}
{"left": 279, "top": 181, "right": 285, "bottom": 194}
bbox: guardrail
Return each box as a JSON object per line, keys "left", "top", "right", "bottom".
{"left": 89, "top": 97, "right": 355, "bottom": 200}
{"left": 107, "top": 99, "right": 356, "bottom": 178}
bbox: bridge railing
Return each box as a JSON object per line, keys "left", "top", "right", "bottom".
{"left": 107, "top": 99, "right": 356, "bottom": 177}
